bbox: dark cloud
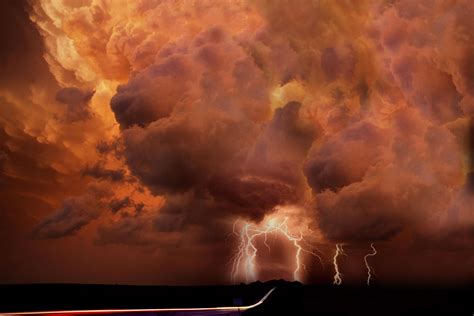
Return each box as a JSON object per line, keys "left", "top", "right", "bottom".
{"left": 97, "top": 204, "right": 183, "bottom": 247}
{"left": 34, "top": 186, "right": 111, "bottom": 239}
{"left": 208, "top": 175, "right": 297, "bottom": 221}
{"left": 111, "top": 56, "right": 195, "bottom": 129}
{"left": 320, "top": 46, "right": 356, "bottom": 82}
{"left": 304, "top": 121, "right": 388, "bottom": 193}
{"left": 425, "top": 187, "right": 474, "bottom": 250}
{"left": 114, "top": 27, "right": 267, "bottom": 200}
{"left": 315, "top": 167, "right": 447, "bottom": 242}
{"left": 109, "top": 197, "right": 132, "bottom": 213}
{"left": 119, "top": 97, "right": 316, "bottom": 226}
{"left": 206, "top": 101, "right": 318, "bottom": 220}
{"left": 96, "top": 140, "right": 119, "bottom": 155}
{"left": 247, "top": 102, "right": 317, "bottom": 184}
{"left": 83, "top": 163, "right": 126, "bottom": 182}
{"left": 56, "top": 87, "right": 94, "bottom": 122}
{"left": 306, "top": 107, "right": 463, "bottom": 243}
{"left": 121, "top": 116, "right": 256, "bottom": 195}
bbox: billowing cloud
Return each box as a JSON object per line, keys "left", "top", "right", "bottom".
{"left": 305, "top": 121, "right": 389, "bottom": 193}
{"left": 83, "top": 162, "right": 126, "bottom": 182}
{"left": 34, "top": 185, "right": 112, "bottom": 239}
{"left": 1, "top": 0, "right": 473, "bottom": 285}
{"left": 56, "top": 87, "right": 94, "bottom": 122}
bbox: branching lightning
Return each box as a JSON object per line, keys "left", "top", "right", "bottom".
{"left": 232, "top": 219, "right": 380, "bottom": 286}
{"left": 231, "top": 217, "right": 323, "bottom": 283}
{"left": 332, "top": 244, "right": 346, "bottom": 285}
{"left": 363, "top": 243, "right": 377, "bottom": 285}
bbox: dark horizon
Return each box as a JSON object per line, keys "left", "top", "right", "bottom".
{"left": 1, "top": 280, "right": 473, "bottom": 315}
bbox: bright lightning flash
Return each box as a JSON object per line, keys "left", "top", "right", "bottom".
{"left": 363, "top": 243, "right": 377, "bottom": 285}
{"left": 332, "top": 244, "right": 346, "bottom": 285}
{"left": 231, "top": 216, "right": 322, "bottom": 283}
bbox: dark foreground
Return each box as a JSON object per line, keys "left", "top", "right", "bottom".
{"left": 0, "top": 280, "right": 472, "bottom": 316}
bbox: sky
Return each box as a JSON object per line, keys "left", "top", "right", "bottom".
{"left": 0, "top": 0, "right": 473, "bottom": 286}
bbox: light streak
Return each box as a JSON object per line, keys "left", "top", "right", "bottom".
{"left": 363, "top": 243, "right": 377, "bottom": 286}
{"left": 332, "top": 244, "right": 345, "bottom": 285}
{"left": 231, "top": 217, "right": 323, "bottom": 283}
{"left": 1, "top": 288, "right": 276, "bottom": 315}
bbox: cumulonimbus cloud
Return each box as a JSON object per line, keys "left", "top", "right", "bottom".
{"left": 1, "top": 0, "right": 472, "bottom": 283}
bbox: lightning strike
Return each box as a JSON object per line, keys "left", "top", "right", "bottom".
{"left": 332, "top": 244, "right": 345, "bottom": 285}
{"left": 363, "top": 243, "right": 377, "bottom": 285}
{"left": 231, "top": 217, "right": 322, "bottom": 283}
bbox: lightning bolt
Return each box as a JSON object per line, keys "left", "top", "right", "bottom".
{"left": 363, "top": 243, "right": 377, "bottom": 285}
{"left": 231, "top": 217, "right": 323, "bottom": 283}
{"left": 332, "top": 244, "right": 345, "bottom": 285}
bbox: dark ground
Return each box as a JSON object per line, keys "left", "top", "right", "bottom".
{"left": 0, "top": 280, "right": 472, "bottom": 315}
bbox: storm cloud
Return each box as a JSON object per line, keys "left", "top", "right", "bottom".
{"left": 56, "top": 87, "right": 94, "bottom": 122}
{"left": 34, "top": 0, "right": 474, "bottom": 253}
{"left": 1, "top": 0, "right": 473, "bottom": 285}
